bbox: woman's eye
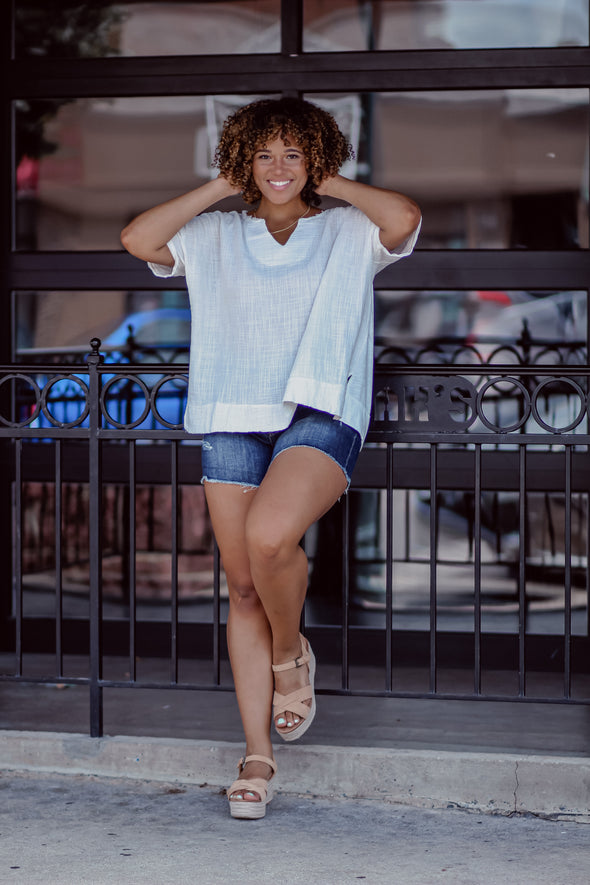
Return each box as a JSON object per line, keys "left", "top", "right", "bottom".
{"left": 254, "top": 151, "right": 302, "bottom": 161}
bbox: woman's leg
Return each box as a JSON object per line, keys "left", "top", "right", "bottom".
{"left": 204, "top": 482, "right": 274, "bottom": 802}
{"left": 245, "top": 445, "right": 348, "bottom": 736}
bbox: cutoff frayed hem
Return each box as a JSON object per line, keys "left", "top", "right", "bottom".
{"left": 201, "top": 477, "right": 258, "bottom": 492}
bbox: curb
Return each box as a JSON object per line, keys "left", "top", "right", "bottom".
{"left": 1, "top": 730, "right": 589, "bottom": 821}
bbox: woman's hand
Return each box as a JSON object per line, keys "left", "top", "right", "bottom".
{"left": 216, "top": 173, "right": 242, "bottom": 198}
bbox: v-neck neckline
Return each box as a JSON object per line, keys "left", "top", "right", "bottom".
{"left": 245, "top": 210, "right": 321, "bottom": 247}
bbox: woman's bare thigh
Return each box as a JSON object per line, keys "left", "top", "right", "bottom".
{"left": 246, "top": 446, "right": 348, "bottom": 549}
{"left": 203, "top": 482, "right": 258, "bottom": 591}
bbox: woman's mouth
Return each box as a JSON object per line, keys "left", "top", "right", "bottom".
{"left": 269, "top": 180, "right": 291, "bottom": 189}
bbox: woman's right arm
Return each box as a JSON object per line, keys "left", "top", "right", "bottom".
{"left": 120, "top": 176, "right": 240, "bottom": 266}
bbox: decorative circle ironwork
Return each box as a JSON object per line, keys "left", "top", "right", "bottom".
{"left": 484, "top": 345, "right": 523, "bottom": 366}
{"left": 530, "top": 347, "right": 566, "bottom": 367}
{"left": 416, "top": 345, "right": 449, "bottom": 364}
{"left": 563, "top": 346, "right": 587, "bottom": 368}
{"left": 531, "top": 377, "right": 587, "bottom": 433}
{"left": 476, "top": 376, "right": 531, "bottom": 433}
{"left": 100, "top": 374, "right": 151, "bottom": 429}
{"left": 40, "top": 374, "right": 90, "bottom": 428}
{"left": 150, "top": 374, "right": 188, "bottom": 430}
{"left": 374, "top": 345, "right": 412, "bottom": 365}
{"left": 0, "top": 373, "right": 41, "bottom": 428}
{"left": 449, "top": 344, "right": 484, "bottom": 365}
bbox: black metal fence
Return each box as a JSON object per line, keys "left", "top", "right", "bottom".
{"left": 1, "top": 339, "right": 589, "bottom": 736}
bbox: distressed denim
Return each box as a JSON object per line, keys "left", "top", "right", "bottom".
{"left": 201, "top": 406, "right": 361, "bottom": 489}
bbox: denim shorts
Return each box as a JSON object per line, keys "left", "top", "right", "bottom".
{"left": 201, "top": 406, "right": 362, "bottom": 489}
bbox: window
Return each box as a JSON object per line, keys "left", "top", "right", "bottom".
{"left": 304, "top": 0, "right": 590, "bottom": 51}
{"left": 16, "top": 89, "right": 588, "bottom": 251}
{"left": 14, "top": 1, "right": 281, "bottom": 58}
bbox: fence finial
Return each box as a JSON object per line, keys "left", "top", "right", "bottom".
{"left": 87, "top": 338, "right": 104, "bottom": 365}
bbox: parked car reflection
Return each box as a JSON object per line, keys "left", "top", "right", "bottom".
{"left": 20, "top": 308, "right": 191, "bottom": 430}
{"left": 351, "top": 288, "right": 589, "bottom": 612}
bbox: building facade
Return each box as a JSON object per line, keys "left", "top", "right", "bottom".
{"left": 1, "top": 2, "right": 589, "bottom": 734}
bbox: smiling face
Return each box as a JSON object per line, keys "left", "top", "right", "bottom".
{"left": 251, "top": 134, "right": 309, "bottom": 205}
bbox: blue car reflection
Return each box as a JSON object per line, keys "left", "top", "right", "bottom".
{"left": 25, "top": 308, "right": 191, "bottom": 431}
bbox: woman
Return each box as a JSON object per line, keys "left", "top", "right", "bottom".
{"left": 121, "top": 97, "right": 421, "bottom": 819}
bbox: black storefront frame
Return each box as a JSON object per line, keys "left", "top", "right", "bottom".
{"left": 2, "top": 1, "right": 590, "bottom": 735}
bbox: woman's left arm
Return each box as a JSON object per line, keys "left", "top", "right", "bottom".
{"left": 316, "top": 175, "right": 421, "bottom": 251}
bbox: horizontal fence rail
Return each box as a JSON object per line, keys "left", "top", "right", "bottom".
{"left": 1, "top": 339, "right": 589, "bottom": 736}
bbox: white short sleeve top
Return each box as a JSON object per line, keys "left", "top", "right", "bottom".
{"left": 149, "top": 205, "right": 420, "bottom": 440}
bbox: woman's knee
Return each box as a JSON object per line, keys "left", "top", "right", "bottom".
{"left": 245, "top": 516, "right": 297, "bottom": 570}
{"left": 227, "top": 574, "right": 261, "bottom": 608}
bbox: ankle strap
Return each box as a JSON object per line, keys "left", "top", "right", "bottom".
{"left": 240, "top": 755, "right": 277, "bottom": 774}
{"left": 271, "top": 635, "right": 310, "bottom": 673}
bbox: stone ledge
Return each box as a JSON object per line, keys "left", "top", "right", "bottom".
{"left": 1, "top": 729, "right": 588, "bottom": 822}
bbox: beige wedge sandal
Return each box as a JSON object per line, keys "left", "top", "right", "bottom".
{"left": 227, "top": 754, "right": 277, "bottom": 820}
{"left": 272, "top": 633, "right": 316, "bottom": 742}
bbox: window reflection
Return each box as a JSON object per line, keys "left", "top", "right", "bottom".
{"left": 15, "top": 95, "right": 235, "bottom": 251}
{"left": 15, "top": 1, "right": 589, "bottom": 56}
{"left": 304, "top": 0, "right": 589, "bottom": 51}
{"left": 14, "top": 1, "right": 280, "bottom": 58}
{"left": 14, "top": 89, "right": 589, "bottom": 251}
{"left": 13, "top": 93, "right": 355, "bottom": 250}
{"left": 374, "top": 289, "right": 587, "bottom": 363}
{"left": 311, "top": 89, "right": 589, "bottom": 249}
{"left": 16, "top": 287, "right": 586, "bottom": 370}
{"left": 14, "top": 290, "right": 190, "bottom": 363}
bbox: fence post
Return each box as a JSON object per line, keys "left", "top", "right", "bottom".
{"left": 87, "top": 339, "right": 104, "bottom": 737}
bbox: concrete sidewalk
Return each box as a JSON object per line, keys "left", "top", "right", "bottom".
{"left": 1, "top": 681, "right": 590, "bottom": 821}
{"left": 2, "top": 729, "right": 590, "bottom": 822}
{"left": 2, "top": 681, "right": 590, "bottom": 883}
{"left": 1, "top": 769, "right": 589, "bottom": 885}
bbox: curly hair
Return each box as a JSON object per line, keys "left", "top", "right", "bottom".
{"left": 213, "top": 97, "right": 354, "bottom": 205}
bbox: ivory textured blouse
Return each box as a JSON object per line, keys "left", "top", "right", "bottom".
{"left": 149, "top": 206, "right": 420, "bottom": 440}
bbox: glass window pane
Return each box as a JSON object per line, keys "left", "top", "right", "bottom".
{"left": 304, "top": 0, "right": 589, "bottom": 51}
{"left": 14, "top": 93, "right": 353, "bottom": 251}
{"left": 14, "top": 94, "right": 264, "bottom": 251}
{"left": 15, "top": 1, "right": 280, "bottom": 58}
{"left": 18, "top": 288, "right": 586, "bottom": 365}
{"left": 14, "top": 290, "right": 190, "bottom": 362}
{"left": 15, "top": 89, "right": 589, "bottom": 251}
{"left": 374, "top": 289, "right": 587, "bottom": 361}
{"left": 308, "top": 89, "right": 589, "bottom": 249}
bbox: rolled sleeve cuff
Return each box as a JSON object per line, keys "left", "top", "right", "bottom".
{"left": 147, "top": 236, "right": 185, "bottom": 278}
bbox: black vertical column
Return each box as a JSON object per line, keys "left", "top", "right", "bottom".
{"left": 0, "top": 2, "right": 16, "bottom": 650}
{"left": 87, "top": 340, "right": 104, "bottom": 737}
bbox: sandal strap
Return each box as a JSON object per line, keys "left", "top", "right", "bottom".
{"left": 271, "top": 634, "right": 310, "bottom": 673}
{"left": 230, "top": 756, "right": 277, "bottom": 801}
{"left": 242, "top": 754, "right": 277, "bottom": 774}
{"left": 273, "top": 685, "right": 312, "bottom": 720}
{"left": 228, "top": 776, "right": 271, "bottom": 800}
